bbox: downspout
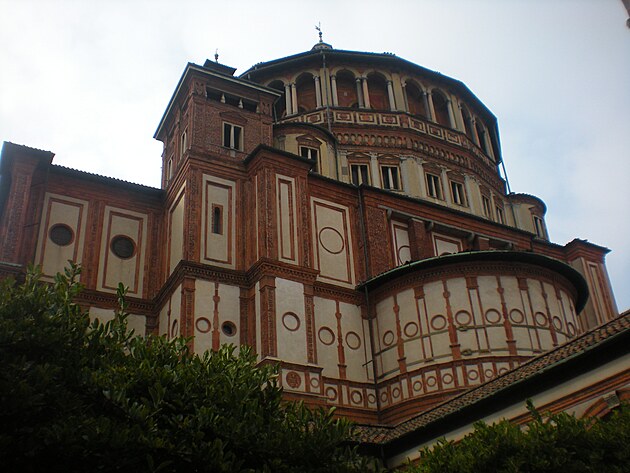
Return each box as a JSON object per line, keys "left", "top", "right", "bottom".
{"left": 357, "top": 185, "right": 382, "bottom": 425}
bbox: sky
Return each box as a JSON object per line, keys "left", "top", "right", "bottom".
{"left": 1, "top": 0, "right": 628, "bottom": 310}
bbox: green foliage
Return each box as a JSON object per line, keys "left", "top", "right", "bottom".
{"left": 407, "top": 401, "right": 630, "bottom": 473}
{"left": 0, "top": 264, "right": 378, "bottom": 472}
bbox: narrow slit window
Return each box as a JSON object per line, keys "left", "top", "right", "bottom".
{"left": 212, "top": 205, "right": 223, "bottom": 235}
{"left": 450, "top": 181, "right": 466, "bottom": 206}
{"left": 482, "top": 195, "right": 492, "bottom": 219}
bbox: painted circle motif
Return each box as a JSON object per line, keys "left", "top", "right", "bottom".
{"left": 345, "top": 331, "right": 361, "bottom": 350}
{"left": 567, "top": 322, "right": 576, "bottom": 337}
{"left": 382, "top": 330, "right": 395, "bottom": 346}
{"left": 404, "top": 322, "right": 419, "bottom": 338}
{"left": 412, "top": 381, "right": 423, "bottom": 392}
{"left": 49, "top": 224, "right": 74, "bottom": 246}
{"left": 318, "top": 227, "right": 345, "bottom": 254}
{"left": 485, "top": 369, "right": 495, "bottom": 379}
{"left": 380, "top": 392, "right": 389, "bottom": 402}
{"left": 509, "top": 309, "right": 525, "bottom": 324}
{"left": 397, "top": 245, "right": 411, "bottom": 264}
{"left": 552, "top": 316, "right": 563, "bottom": 331}
{"left": 195, "top": 317, "right": 211, "bottom": 333}
{"left": 310, "top": 377, "right": 320, "bottom": 389}
{"left": 171, "top": 319, "right": 178, "bottom": 338}
{"left": 367, "top": 393, "right": 377, "bottom": 404}
{"left": 468, "top": 369, "right": 479, "bottom": 381}
{"left": 442, "top": 373, "right": 454, "bottom": 385}
{"left": 426, "top": 376, "right": 437, "bottom": 387}
{"left": 430, "top": 315, "right": 447, "bottom": 331}
{"left": 535, "top": 312, "right": 548, "bottom": 327}
{"left": 318, "top": 327, "right": 335, "bottom": 345}
{"left": 455, "top": 310, "right": 472, "bottom": 326}
{"left": 282, "top": 312, "right": 300, "bottom": 332}
{"left": 221, "top": 321, "right": 237, "bottom": 337}
{"left": 350, "top": 390, "right": 363, "bottom": 405}
{"left": 326, "top": 387, "right": 338, "bottom": 401}
{"left": 485, "top": 309, "right": 502, "bottom": 324}
{"left": 498, "top": 367, "right": 508, "bottom": 375}
{"left": 392, "top": 387, "right": 401, "bottom": 399}
{"left": 286, "top": 371, "right": 301, "bottom": 389}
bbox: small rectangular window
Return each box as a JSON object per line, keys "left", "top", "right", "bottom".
{"left": 223, "top": 123, "right": 243, "bottom": 150}
{"left": 299, "top": 146, "right": 320, "bottom": 171}
{"left": 482, "top": 195, "right": 492, "bottom": 219}
{"left": 180, "top": 129, "right": 188, "bottom": 160}
{"left": 496, "top": 206, "right": 505, "bottom": 224}
{"left": 350, "top": 164, "right": 370, "bottom": 186}
{"left": 533, "top": 216, "right": 545, "bottom": 238}
{"left": 426, "top": 173, "right": 443, "bottom": 199}
{"left": 381, "top": 165, "right": 400, "bottom": 190}
{"left": 450, "top": 181, "right": 466, "bottom": 206}
{"left": 212, "top": 205, "right": 223, "bottom": 235}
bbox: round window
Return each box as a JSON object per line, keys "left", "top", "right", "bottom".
{"left": 221, "top": 321, "right": 237, "bottom": 337}
{"left": 110, "top": 235, "right": 136, "bottom": 259}
{"left": 49, "top": 224, "right": 73, "bottom": 246}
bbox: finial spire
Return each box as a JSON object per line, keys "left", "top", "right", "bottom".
{"left": 315, "top": 22, "right": 323, "bottom": 43}
{"left": 215, "top": 49, "right": 219, "bottom": 63}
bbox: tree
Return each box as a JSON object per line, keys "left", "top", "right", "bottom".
{"left": 0, "top": 265, "right": 379, "bottom": 472}
{"left": 406, "top": 401, "right": 630, "bottom": 473}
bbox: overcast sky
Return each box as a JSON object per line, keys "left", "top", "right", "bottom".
{"left": 1, "top": 0, "right": 628, "bottom": 310}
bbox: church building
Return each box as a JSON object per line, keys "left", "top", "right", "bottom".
{"left": 1, "top": 39, "right": 627, "bottom": 467}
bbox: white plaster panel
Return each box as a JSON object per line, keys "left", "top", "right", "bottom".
{"left": 313, "top": 296, "right": 340, "bottom": 379}
{"left": 169, "top": 186, "right": 185, "bottom": 275}
{"left": 89, "top": 306, "right": 146, "bottom": 336}
{"left": 311, "top": 197, "right": 355, "bottom": 287}
{"left": 35, "top": 193, "right": 88, "bottom": 279}
{"left": 202, "top": 175, "right": 236, "bottom": 268}
{"left": 98, "top": 206, "right": 147, "bottom": 296}
{"left": 276, "top": 278, "right": 307, "bottom": 364}
{"left": 391, "top": 220, "right": 411, "bottom": 265}
{"left": 276, "top": 175, "right": 298, "bottom": 264}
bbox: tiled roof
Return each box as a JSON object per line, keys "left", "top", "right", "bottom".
{"left": 353, "top": 310, "right": 630, "bottom": 445}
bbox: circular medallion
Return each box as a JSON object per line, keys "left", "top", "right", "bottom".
{"left": 350, "top": 390, "right": 363, "bottom": 405}
{"left": 110, "top": 235, "right": 136, "bottom": 259}
{"left": 286, "top": 371, "right": 301, "bottom": 389}
{"left": 310, "top": 377, "right": 320, "bottom": 389}
{"left": 282, "top": 312, "right": 300, "bottom": 332}
{"left": 318, "top": 227, "right": 345, "bottom": 254}
{"left": 49, "top": 224, "right": 74, "bottom": 246}
{"left": 552, "top": 316, "right": 563, "bottom": 331}
{"left": 345, "top": 331, "right": 361, "bottom": 350}
{"left": 404, "top": 322, "right": 419, "bottom": 338}
{"left": 426, "top": 376, "right": 437, "bottom": 387}
{"left": 535, "top": 312, "right": 548, "bottom": 327}
{"left": 509, "top": 309, "right": 525, "bottom": 324}
{"left": 326, "top": 387, "right": 337, "bottom": 401}
{"left": 380, "top": 392, "right": 389, "bottom": 402}
{"left": 455, "top": 310, "right": 472, "bottom": 326}
{"left": 485, "top": 369, "right": 495, "bottom": 379}
{"left": 567, "top": 322, "right": 576, "bottom": 337}
{"left": 367, "top": 393, "right": 377, "bottom": 404}
{"left": 195, "top": 317, "right": 211, "bottom": 333}
{"left": 382, "top": 330, "right": 395, "bottom": 346}
{"left": 412, "top": 380, "right": 423, "bottom": 392}
{"left": 442, "top": 373, "right": 453, "bottom": 385}
{"left": 468, "top": 369, "right": 479, "bottom": 381}
{"left": 171, "top": 319, "right": 178, "bottom": 338}
{"left": 430, "top": 315, "right": 447, "bottom": 331}
{"left": 221, "top": 321, "right": 237, "bottom": 337}
{"left": 318, "top": 327, "right": 335, "bottom": 345}
{"left": 485, "top": 309, "right": 502, "bottom": 324}
{"left": 391, "top": 387, "right": 401, "bottom": 399}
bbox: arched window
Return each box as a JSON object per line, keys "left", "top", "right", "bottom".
{"left": 405, "top": 81, "right": 426, "bottom": 118}
{"left": 295, "top": 73, "right": 316, "bottom": 112}
{"left": 335, "top": 70, "right": 358, "bottom": 108}
{"left": 268, "top": 80, "right": 286, "bottom": 119}
{"left": 432, "top": 90, "right": 450, "bottom": 127}
{"left": 367, "top": 73, "right": 389, "bottom": 110}
{"left": 460, "top": 106, "right": 474, "bottom": 140}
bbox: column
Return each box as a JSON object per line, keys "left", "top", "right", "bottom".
{"left": 369, "top": 154, "right": 380, "bottom": 187}
{"left": 386, "top": 79, "right": 396, "bottom": 111}
{"left": 441, "top": 168, "right": 452, "bottom": 205}
{"left": 330, "top": 74, "right": 339, "bottom": 106}
{"left": 361, "top": 77, "right": 371, "bottom": 109}
{"left": 355, "top": 78, "right": 364, "bottom": 108}
{"left": 285, "top": 84, "right": 292, "bottom": 115}
{"left": 471, "top": 118, "right": 481, "bottom": 145}
{"left": 426, "top": 91, "right": 436, "bottom": 122}
{"left": 446, "top": 99, "right": 456, "bottom": 129}
{"left": 314, "top": 75, "right": 322, "bottom": 108}
{"left": 290, "top": 83, "right": 298, "bottom": 115}
{"left": 401, "top": 81, "right": 409, "bottom": 112}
